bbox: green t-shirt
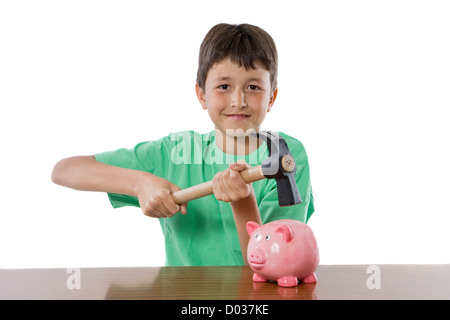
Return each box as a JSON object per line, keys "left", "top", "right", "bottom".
{"left": 95, "top": 130, "right": 314, "bottom": 266}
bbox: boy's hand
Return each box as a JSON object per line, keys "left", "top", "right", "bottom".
{"left": 213, "top": 160, "right": 253, "bottom": 203}
{"left": 135, "top": 173, "right": 187, "bottom": 218}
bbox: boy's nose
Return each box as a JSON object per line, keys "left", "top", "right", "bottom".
{"left": 230, "top": 89, "right": 247, "bottom": 109}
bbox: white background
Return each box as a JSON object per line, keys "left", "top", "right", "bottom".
{"left": 1, "top": 0, "right": 449, "bottom": 268}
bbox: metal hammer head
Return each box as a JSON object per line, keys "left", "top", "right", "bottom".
{"left": 251, "top": 131, "right": 302, "bottom": 206}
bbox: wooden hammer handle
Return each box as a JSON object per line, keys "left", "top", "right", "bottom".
{"left": 171, "top": 165, "right": 265, "bottom": 204}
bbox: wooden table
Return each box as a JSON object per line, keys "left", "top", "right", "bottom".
{"left": 1, "top": 265, "right": 449, "bottom": 300}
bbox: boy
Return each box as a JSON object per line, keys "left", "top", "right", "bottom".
{"left": 52, "top": 23, "right": 314, "bottom": 266}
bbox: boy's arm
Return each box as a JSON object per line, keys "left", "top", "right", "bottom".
{"left": 230, "top": 189, "right": 262, "bottom": 265}
{"left": 51, "top": 155, "right": 187, "bottom": 217}
{"left": 52, "top": 155, "right": 141, "bottom": 195}
{"left": 212, "top": 161, "right": 262, "bottom": 265}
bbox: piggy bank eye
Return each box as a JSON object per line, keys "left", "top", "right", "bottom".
{"left": 265, "top": 235, "right": 271, "bottom": 240}
{"left": 254, "top": 233, "right": 261, "bottom": 240}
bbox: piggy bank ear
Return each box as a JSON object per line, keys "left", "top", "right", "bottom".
{"left": 275, "top": 225, "right": 294, "bottom": 243}
{"left": 246, "top": 221, "right": 261, "bottom": 236}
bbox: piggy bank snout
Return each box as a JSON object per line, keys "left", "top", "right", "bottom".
{"left": 249, "top": 248, "right": 267, "bottom": 264}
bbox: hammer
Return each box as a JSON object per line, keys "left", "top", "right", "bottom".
{"left": 171, "top": 131, "right": 302, "bottom": 207}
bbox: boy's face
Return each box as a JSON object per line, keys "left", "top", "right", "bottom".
{"left": 196, "top": 58, "right": 277, "bottom": 136}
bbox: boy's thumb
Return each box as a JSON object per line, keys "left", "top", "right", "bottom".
{"left": 230, "top": 160, "right": 248, "bottom": 170}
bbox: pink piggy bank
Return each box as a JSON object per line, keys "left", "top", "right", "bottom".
{"left": 246, "top": 219, "right": 319, "bottom": 287}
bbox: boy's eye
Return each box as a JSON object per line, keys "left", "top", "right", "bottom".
{"left": 248, "top": 85, "right": 259, "bottom": 91}
{"left": 218, "top": 84, "right": 230, "bottom": 90}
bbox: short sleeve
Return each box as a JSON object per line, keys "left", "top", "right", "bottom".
{"left": 94, "top": 137, "right": 172, "bottom": 208}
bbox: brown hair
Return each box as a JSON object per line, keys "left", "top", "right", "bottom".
{"left": 196, "top": 23, "right": 278, "bottom": 91}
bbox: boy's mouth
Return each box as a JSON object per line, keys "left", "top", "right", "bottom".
{"left": 224, "top": 114, "right": 251, "bottom": 121}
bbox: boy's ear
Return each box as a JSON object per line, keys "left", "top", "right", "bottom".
{"left": 267, "top": 87, "right": 278, "bottom": 112}
{"left": 195, "top": 83, "right": 207, "bottom": 110}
